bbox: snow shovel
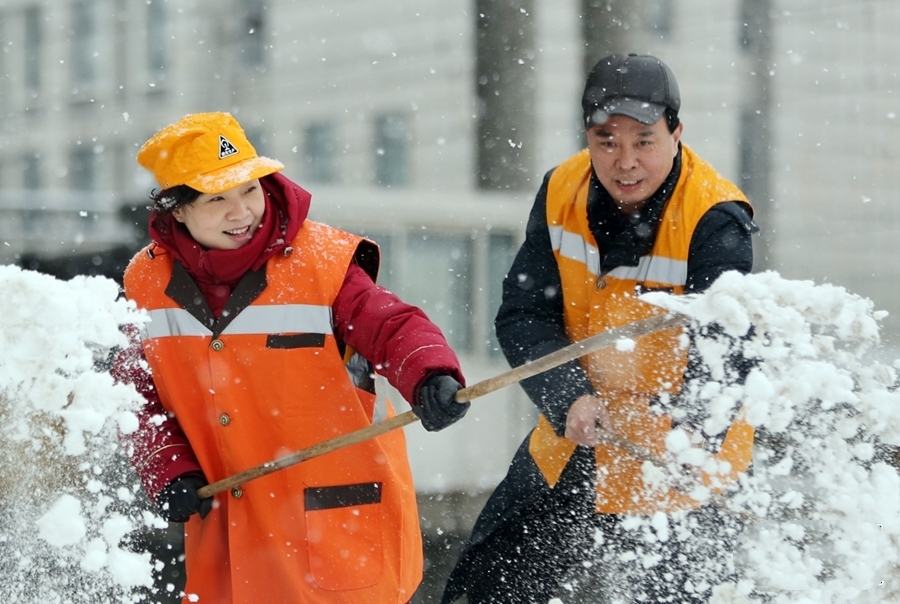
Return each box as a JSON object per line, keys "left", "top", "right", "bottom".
{"left": 196, "top": 311, "right": 690, "bottom": 499}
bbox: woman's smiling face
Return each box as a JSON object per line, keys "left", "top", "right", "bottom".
{"left": 172, "top": 179, "right": 266, "bottom": 250}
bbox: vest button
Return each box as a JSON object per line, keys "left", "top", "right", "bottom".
{"left": 596, "top": 278, "right": 606, "bottom": 289}
{"left": 231, "top": 487, "right": 243, "bottom": 499}
{"left": 211, "top": 339, "right": 224, "bottom": 351}
{"left": 219, "top": 413, "right": 230, "bottom": 426}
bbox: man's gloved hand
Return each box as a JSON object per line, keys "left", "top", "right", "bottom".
{"left": 413, "top": 374, "right": 469, "bottom": 432}
{"left": 157, "top": 474, "right": 214, "bottom": 523}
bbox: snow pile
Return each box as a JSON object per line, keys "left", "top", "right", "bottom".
{"left": 0, "top": 265, "right": 160, "bottom": 602}
{"left": 644, "top": 270, "right": 900, "bottom": 603}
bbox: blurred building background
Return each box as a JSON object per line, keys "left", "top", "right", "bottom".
{"left": 0, "top": 0, "right": 899, "bottom": 601}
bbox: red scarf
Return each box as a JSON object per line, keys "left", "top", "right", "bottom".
{"left": 148, "top": 173, "right": 310, "bottom": 317}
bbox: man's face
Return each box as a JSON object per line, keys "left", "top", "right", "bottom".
{"left": 586, "top": 113, "right": 683, "bottom": 215}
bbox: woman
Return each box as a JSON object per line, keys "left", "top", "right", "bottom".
{"left": 114, "top": 112, "right": 468, "bottom": 603}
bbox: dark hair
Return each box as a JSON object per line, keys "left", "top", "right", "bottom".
{"left": 664, "top": 108, "right": 680, "bottom": 134}
{"left": 149, "top": 184, "right": 202, "bottom": 213}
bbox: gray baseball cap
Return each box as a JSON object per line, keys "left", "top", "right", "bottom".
{"left": 582, "top": 54, "right": 681, "bottom": 127}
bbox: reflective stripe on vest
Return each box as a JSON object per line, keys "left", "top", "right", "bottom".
{"left": 548, "top": 224, "right": 688, "bottom": 286}
{"left": 142, "top": 304, "right": 333, "bottom": 339}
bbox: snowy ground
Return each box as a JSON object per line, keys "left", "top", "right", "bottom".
{"left": 1, "top": 265, "right": 899, "bottom": 603}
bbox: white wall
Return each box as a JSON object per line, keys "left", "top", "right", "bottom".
{"left": 770, "top": 0, "right": 900, "bottom": 342}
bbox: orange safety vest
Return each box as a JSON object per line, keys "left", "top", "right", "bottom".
{"left": 124, "top": 220, "right": 422, "bottom": 604}
{"left": 528, "top": 146, "right": 755, "bottom": 514}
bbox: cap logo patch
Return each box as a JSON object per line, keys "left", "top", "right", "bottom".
{"left": 218, "top": 135, "right": 239, "bottom": 160}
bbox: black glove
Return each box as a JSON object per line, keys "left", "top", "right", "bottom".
{"left": 413, "top": 374, "right": 469, "bottom": 432}
{"left": 157, "top": 474, "right": 214, "bottom": 523}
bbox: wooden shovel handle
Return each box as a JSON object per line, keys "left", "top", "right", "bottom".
{"left": 197, "top": 312, "right": 690, "bottom": 499}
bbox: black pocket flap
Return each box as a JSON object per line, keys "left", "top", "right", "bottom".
{"left": 305, "top": 482, "right": 383, "bottom": 511}
{"left": 266, "top": 333, "right": 326, "bottom": 349}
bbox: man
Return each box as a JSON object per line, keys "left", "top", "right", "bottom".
{"left": 443, "top": 54, "right": 758, "bottom": 603}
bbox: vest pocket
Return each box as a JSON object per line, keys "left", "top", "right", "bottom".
{"left": 304, "top": 482, "right": 384, "bottom": 590}
{"left": 266, "top": 333, "right": 326, "bottom": 349}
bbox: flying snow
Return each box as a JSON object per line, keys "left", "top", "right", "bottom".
{"left": 642, "top": 270, "right": 900, "bottom": 603}
{"left": 2, "top": 263, "right": 900, "bottom": 604}
{"left": 0, "top": 265, "right": 162, "bottom": 602}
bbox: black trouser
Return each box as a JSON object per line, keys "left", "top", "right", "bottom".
{"left": 555, "top": 506, "right": 743, "bottom": 604}
{"left": 454, "top": 449, "right": 597, "bottom": 604}
{"left": 455, "top": 451, "right": 743, "bottom": 604}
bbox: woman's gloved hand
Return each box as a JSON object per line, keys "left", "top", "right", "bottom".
{"left": 157, "top": 474, "right": 214, "bottom": 523}
{"left": 413, "top": 373, "right": 469, "bottom": 432}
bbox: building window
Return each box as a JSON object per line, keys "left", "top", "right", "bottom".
{"left": 241, "top": 0, "right": 266, "bottom": 69}
{"left": 147, "top": 0, "right": 168, "bottom": 75}
{"left": 24, "top": 5, "right": 42, "bottom": 92}
{"left": 351, "top": 229, "right": 473, "bottom": 351}
{"left": 70, "top": 146, "right": 96, "bottom": 191}
{"left": 303, "top": 122, "right": 337, "bottom": 183}
{"left": 645, "top": 0, "right": 673, "bottom": 37}
{"left": 71, "top": 0, "right": 97, "bottom": 86}
{"left": 406, "top": 233, "right": 473, "bottom": 351}
{"left": 374, "top": 113, "right": 409, "bottom": 187}
{"left": 324, "top": 228, "right": 472, "bottom": 351}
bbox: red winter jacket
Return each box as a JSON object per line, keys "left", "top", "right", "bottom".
{"left": 114, "top": 173, "right": 464, "bottom": 499}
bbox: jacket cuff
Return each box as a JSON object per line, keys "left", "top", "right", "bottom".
{"left": 136, "top": 444, "right": 203, "bottom": 502}
{"left": 394, "top": 346, "right": 465, "bottom": 405}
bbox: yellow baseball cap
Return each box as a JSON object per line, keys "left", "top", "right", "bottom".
{"left": 137, "top": 112, "right": 284, "bottom": 194}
